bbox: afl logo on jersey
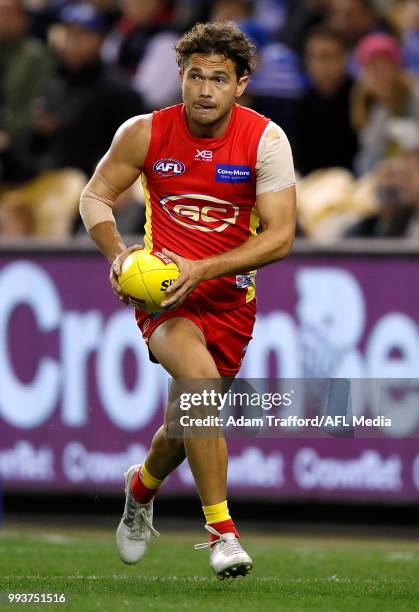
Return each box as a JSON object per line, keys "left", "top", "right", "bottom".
{"left": 160, "top": 194, "right": 239, "bottom": 233}
{"left": 153, "top": 158, "right": 185, "bottom": 177}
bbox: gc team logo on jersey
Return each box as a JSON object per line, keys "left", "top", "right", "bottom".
{"left": 160, "top": 194, "right": 239, "bottom": 233}
{"left": 153, "top": 158, "right": 185, "bottom": 177}
{"left": 216, "top": 164, "right": 251, "bottom": 183}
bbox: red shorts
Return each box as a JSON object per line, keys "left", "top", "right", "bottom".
{"left": 135, "top": 298, "right": 256, "bottom": 377}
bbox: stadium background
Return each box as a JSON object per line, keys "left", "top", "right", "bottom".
{"left": 1, "top": 1, "right": 419, "bottom": 609}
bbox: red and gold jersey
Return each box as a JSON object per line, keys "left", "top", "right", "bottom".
{"left": 141, "top": 102, "right": 270, "bottom": 310}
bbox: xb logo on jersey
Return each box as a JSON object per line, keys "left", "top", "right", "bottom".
{"left": 160, "top": 194, "right": 239, "bottom": 232}
{"left": 153, "top": 158, "right": 185, "bottom": 177}
{"left": 195, "top": 149, "right": 213, "bottom": 162}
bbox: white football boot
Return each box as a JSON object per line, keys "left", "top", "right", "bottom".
{"left": 116, "top": 464, "right": 160, "bottom": 564}
{"left": 195, "top": 524, "right": 253, "bottom": 579}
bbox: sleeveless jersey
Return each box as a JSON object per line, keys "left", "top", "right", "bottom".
{"left": 141, "top": 103, "right": 270, "bottom": 310}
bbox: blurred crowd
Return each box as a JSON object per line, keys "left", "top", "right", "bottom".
{"left": 1, "top": 0, "right": 419, "bottom": 240}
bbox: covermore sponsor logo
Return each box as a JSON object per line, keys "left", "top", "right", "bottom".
{"left": 216, "top": 164, "right": 252, "bottom": 183}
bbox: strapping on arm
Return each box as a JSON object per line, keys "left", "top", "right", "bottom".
{"left": 256, "top": 122, "right": 296, "bottom": 196}
{"left": 79, "top": 171, "right": 123, "bottom": 231}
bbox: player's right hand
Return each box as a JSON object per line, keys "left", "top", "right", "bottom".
{"left": 110, "top": 244, "right": 144, "bottom": 305}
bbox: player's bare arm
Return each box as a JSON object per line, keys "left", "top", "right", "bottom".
{"left": 79, "top": 115, "right": 152, "bottom": 302}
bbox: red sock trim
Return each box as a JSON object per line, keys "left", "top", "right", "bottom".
{"left": 130, "top": 467, "right": 159, "bottom": 504}
{"left": 209, "top": 518, "right": 240, "bottom": 542}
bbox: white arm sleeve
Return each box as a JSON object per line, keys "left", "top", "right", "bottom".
{"left": 256, "top": 121, "right": 296, "bottom": 196}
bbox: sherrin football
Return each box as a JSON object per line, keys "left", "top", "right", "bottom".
{"left": 118, "top": 249, "right": 180, "bottom": 312}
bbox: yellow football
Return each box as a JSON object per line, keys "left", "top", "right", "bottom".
{"left": 118, "top": 249, "right": 179, "bottom": 312}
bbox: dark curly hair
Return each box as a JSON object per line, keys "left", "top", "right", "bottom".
{"left": 175, "top": 22, "right": 257, "bottom": 80}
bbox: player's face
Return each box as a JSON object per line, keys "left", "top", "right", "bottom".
{"left": 181, "top": 53, "right": 248, "bottom": 130}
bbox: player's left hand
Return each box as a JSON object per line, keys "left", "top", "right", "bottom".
{"left": 160, "top": 248, "right": 204, "bottom": 309}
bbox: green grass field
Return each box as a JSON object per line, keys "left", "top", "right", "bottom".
{"left": 1, "top": 526, "right": 419, "bottom": 611}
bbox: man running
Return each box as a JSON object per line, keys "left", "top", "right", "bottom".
{"left": 80, "top": 21, "right": 296, "bottom": 579}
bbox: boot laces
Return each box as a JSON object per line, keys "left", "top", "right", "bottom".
{"left": 124, "top": 496, "right": 160, "bottom": 541}
{"left": 194, "top": 524, "right": 241, "bottom": 554}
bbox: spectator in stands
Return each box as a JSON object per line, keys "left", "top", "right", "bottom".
{"left": 102, "top": 0, "right": 174, "bottom": 75}
{"left": 294, "top": 26, "right": 359, "bottom": 176}
{"left": 253, "top": 0, "right": 288, "bottom": 39}
{"left": 211, "top": 0, "right": 255, "bottom": 22}
{"left": 345, "top": 156, "right": 413, "bottom": 237}
{"left": 352, "top": 33, "right": 419, "bottom": 174}
{"left": 280, "top": 0, "right": 330, "bottom": 56}
{"left": 326, "top": 0, "right": 393, "bottom": 48}
{"left": 398, "top": 149, "right": 419, "bottom": 238}
{"left": 243, "top": 0, "right": 305, "bottom": 143}
{"left": 398, "top": 0, "right": 419, "bottom": 77}
{"left": 0, "top": 0, "right": 52, "bottom": 167}
{"left": 131, "top": 0, "right": 182, "bottom": 110}
{"left": 170, "top": 0, "right": 209, "bottom": 31}
{"left": 32, "top": 3, "right": 143, "bottom": 175}
{"left": 28, "top": 0, "right": 121, "bottom": 41}
{"left": 248, "top": 42, "right": 306, "bottom": 145}
{"left": 210, "top": 0, "right": 269, "bottom": 47}
{"left": 0, "top": 3, "right": 144, "bottom": 238}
